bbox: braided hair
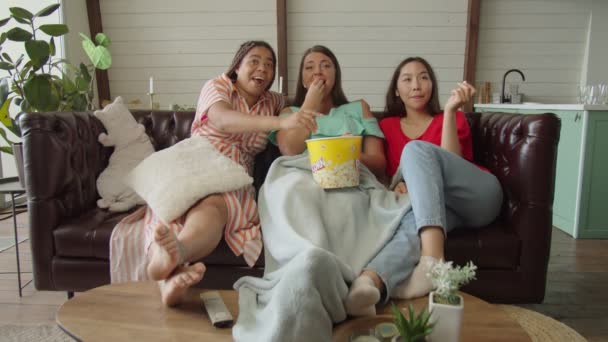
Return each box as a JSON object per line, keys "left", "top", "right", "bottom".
{"left": 225, "top": 40, "right": 277, "bottom": 91}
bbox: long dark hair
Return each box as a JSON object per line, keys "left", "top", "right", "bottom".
{"left": 292, "top": 45, "right": 349, "bottom": 107}
{"left": 383, "top": 56, "right": 441, "bottom": 118}
{"left": 225, "top": 40, "right": 277, "bottom": 91}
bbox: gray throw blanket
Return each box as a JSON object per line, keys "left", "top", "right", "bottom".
{"left": 233, "top": 154, "right": 411, "bottom": 342}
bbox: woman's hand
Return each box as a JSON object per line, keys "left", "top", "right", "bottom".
{"left": 394, "top": 181, "right": 408, "bottom": 194}
{"left": 279, "top": 110, "right": 320, "bottom": 133}
{"left": 301, "top": 79, "right": 326, "bottom": 111}
{"left": 444, "top": 81, "right": 476, "bottom": 113}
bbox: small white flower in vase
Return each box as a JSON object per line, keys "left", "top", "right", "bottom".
{"left": 426, "top": 260, "right": 477, "bottom": 342}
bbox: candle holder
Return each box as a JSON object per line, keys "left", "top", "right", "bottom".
{"left": 147, "top": 92, "right": 155, "bottom": 109}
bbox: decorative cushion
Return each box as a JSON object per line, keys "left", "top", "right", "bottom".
{"left": 125, "top": 135, "right": 253, "bottom": 224}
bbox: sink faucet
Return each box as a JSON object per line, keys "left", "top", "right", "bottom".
{"left": 501, "top": 69, "right": 526, "bottom": 103}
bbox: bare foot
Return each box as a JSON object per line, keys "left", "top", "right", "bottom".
{"left": 160, "top": 263, "right": 206, "bottom": 306}
{"left": 147, "top": 224, "right": 185, "bottom": 281}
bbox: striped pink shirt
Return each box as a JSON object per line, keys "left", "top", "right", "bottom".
{"left": 191, "top": 73, "right": 284, "bottom": 266}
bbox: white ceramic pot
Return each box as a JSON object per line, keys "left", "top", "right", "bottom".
{"left": 427, "top": 291, "right": 464, "bottom": 342}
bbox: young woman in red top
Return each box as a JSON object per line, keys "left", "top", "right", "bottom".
{"left": 344, "top": 57, "right": 503, "bottom": 314}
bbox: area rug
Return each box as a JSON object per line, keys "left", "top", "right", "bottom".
{"left": 0, "top": 324, "right": 73, "bottom": 342}
{"left": 500, "top": 305, "right": 587, "bottom": 342}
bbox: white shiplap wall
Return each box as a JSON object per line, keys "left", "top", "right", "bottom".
{"left": 286, "top": 0, "right": 468, "bottom": 110}
{"left": 476, "top": 0, "right": 592, "bottom": 104}
{"left": 100, "top": 0, "right": 277, "bottom": 109}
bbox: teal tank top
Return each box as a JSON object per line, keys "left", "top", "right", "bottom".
{"left": 268, "top": 101, "right": 384, "bottom": 145}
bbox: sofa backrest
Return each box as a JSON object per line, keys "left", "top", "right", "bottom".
{"left": 131, "top": 110, "right": 195, "bottom": 151}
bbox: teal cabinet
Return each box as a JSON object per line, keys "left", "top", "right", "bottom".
{"left": 475, "top": 105, "right": 608, "bottom": 238}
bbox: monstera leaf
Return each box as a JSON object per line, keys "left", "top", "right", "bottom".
{"left": 80, "top": 33, "right": 111, "bottom": 70}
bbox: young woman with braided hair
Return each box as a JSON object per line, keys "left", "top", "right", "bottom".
{"left": 145, "top": 40, "right": 318, "bottom": 306}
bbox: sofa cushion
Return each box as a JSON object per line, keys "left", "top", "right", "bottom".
{"left": 54, "top": 208, "right": 129, "bottom": 259}
{"left": 446, "top": 222, "right": 520, "bottom": 270}
{"left": 53, "top": 207, "right": 265, "bottom": 268}
{"left": 125, "top": 135, "right": 253, "bottom": 225}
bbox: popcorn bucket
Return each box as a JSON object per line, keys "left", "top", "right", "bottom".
{"left": 305, "top": 136, "right": 362, "bottom": 189}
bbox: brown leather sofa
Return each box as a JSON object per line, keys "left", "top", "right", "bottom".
{"left": 20, "top": 110, "right": 560, "bottom": 303}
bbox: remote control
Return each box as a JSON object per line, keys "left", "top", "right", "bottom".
{"left": 200, "top": 291, "right": 234, "bottom": 328}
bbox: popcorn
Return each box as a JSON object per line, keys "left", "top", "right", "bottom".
{"left": 312, "top": 159, "right": 360, "bottom": 189}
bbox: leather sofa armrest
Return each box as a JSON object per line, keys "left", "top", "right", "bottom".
{"left": 20, "top": 111, "right": 111, "bottom": 290}
{"left": 472, "top": 112, "right": 560, "bottom": 278}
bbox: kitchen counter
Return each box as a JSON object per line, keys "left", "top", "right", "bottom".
{"left": 475, "top": 103, "right": 608, "bottom": 111}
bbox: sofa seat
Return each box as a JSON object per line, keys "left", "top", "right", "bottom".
{"left": 54, "top": 208, "right": 126, "bottom": 258}
{"left": 53, "top": 208, "right": 265, "bottom": 267}
{"left": 447, "top": 224, "right": 520, "bottom": 270}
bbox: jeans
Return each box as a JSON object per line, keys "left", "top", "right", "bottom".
{"left": 364, "top": 210, "right": 419, "bottom": 302}
{"left": 365, "top": 141, "right": 504, "bottom": 302}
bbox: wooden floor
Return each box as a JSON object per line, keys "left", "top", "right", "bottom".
{"left": 0, "top": 210, "right": 607, "bottom": 341}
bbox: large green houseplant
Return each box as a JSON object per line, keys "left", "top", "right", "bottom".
{"left": 0, "top": 3, "right": 112, "bottom": 155}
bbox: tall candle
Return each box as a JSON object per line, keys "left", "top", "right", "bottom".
{"left": 149, "top": 76, "right": 154, "bottom": 94}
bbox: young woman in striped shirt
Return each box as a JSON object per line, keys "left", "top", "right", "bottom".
{"left": 147, "top": 41, "right": 318, "bottom": 306}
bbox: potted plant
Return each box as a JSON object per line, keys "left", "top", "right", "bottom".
{"left": 390, "top": 303, "right": 435, "bottom": 342}
{"left": 426, "top": 260, "right": 477, "bottom": 342}
{"left": 0, "top": 3, "right": 111, "bottom": 185}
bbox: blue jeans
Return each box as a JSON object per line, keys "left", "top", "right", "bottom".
{"left": 365, "top": 141, "right": 504, "bottom": 301}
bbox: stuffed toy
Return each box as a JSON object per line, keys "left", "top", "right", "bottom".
{"left": 95, "top": 97, "right": 155, "bottom": 212}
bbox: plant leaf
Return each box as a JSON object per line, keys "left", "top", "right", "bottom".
{"left": 95, "top": 32, "right": 111, "bottom": 47}
{"left": 0, "top": 17, "right": 10, "bottom": 28}
{"left": 0, "top": 78, "right": 8, "bottom": 103}
{"left": 61, "top": 73, "right": 77, "bottom": 94}
{"left": 39, "top": 24, "right": 69, "bottom": 37}
{"left": 80, "top": 63, "right": 91, "bottom": 83}
{"left": 0, "top": 145, "right": 14, "bottom": 155}
{"left": 25, "top": 40, "right": 50, "bottom": 69}
{"left": 79, "top": 32, "right": 93, "bottom": 43}
{"left": 49, "top": 37, "right": 56, "bottom": 56}
{"left": 9, "top": 7, "right": 34, "bottom": 21}
{"left": 2, "top": 52, "right": 12, "bottom": 62}
{"left": 19, "top": 62, "right": 32, "bottom": 80}
{"left": 24, "top": 74, "right": 60, "bottom": 111}
{"left": 6, "top": 27, "right": 33, "bottom": 42}
{"left": 75, "top": 76, "right": 89, "bottom": 92}
{"left": 11, "top": 15, "right": 31, "bottom": 25}
{"left": 0, "top": 61, "right": 12, "bottom": 70}
{"left": 35, "top": 4, "right": 61, "bottom": 17}
{"left": 82, "top": 39, "right": 112, "bottom": 70}
{"left": 0, "top": 127, "right": 17, "bottom": 150}
{"left": 0, "top": 96, "right": 14, "bottom": 129}
{"left": 0, "top": 32, "right": 7, "bottom": 45}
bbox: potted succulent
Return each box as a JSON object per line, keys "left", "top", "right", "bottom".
{"left": 390, "top": 303, "right": 435, "bottom": 342}
{"left": 426, "top": 260, "right": 477, "bottom": 342}
{"left": 0, "top": 3, "right": 111, "bottom": 185}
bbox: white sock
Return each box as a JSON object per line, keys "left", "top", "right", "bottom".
{"left": 345, "top": 275, "right": 380, "bottom": 316}
{"left": 391, "top": 256, "right": 438, "bottom": 299}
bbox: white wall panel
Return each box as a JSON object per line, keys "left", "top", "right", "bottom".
{"left": 286, "top": 0, "right": 468, "bottom": 111}
{"left": 100, "top": 0, "right": 277, "bottom": 109}
{"left": 475, "top": 0, "right": 592, "bottom": 104}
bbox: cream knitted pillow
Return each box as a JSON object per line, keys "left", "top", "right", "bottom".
{"left": 126, "top": 135, "right": 253, "bottom": 224}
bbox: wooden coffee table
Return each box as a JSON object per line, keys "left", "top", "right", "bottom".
{"left": 57, "top": 282, "right": 530, "bottom": 341}
{"left": 334, "top": 292, "right": 531, "bottom": 342}
{"left": 57, "top": 282, "right": 236, "bottom": 341}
